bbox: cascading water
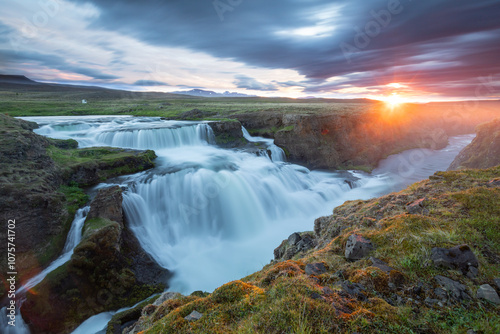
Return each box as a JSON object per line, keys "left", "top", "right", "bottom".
{"left": 1, "top": 207, "right": 89, "bottom": 334}
{"left": 12, "top": 116, "right": 474, "bottom": 334}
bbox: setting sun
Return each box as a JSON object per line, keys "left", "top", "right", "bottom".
{"left": 384, "top": 93, "right": 406, "bottom": 108}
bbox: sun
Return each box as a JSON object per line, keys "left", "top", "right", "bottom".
{"left": 385, "top": 93, "right": 406, "bottom": 108}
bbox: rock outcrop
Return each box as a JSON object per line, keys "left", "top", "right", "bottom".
{"left": 233, "top": 104, "right": 499, "bottom": 170}
{"left": 20, "top": 186, "right": 169, "bottom": 334}
{"left": 208, "top": 120, "right": 247, "bottom": 148}
{"left": 448, "top": 118, "right": 500, "bottom": 170}
{"left": 0, "top": 114, "right": 157, "bottom": 300}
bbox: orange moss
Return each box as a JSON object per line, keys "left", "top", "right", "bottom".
{"left": 259, "top": 260, "right": 305, "bottom": 286}
{"left": 211, "top": 280, "right": 264, "bottom": 304}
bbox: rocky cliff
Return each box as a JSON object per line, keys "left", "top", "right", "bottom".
{"left": 0, "top": 114, "right": 157, "bottom": 300}
{"left": 448, "top": 118, "right": 500, "bottom": 170}
{"left": 115, "top": 166, "right": 500, "bottom": 334}
{"left": 20, "top": 186, "right": 169, "bottom": 334}
{"left": 233, "top": 103, "right": 499, "bottom": 170}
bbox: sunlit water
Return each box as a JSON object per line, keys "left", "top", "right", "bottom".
{"left": 6, "top": 116, "right": 473, "bottom": 334}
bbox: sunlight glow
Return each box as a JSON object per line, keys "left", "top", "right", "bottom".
{"left": 384, "top": 93, "right": 407, "bottom": 108}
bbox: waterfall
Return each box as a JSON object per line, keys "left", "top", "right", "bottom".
{"left": 18, "top": 207, "right": 89, "bottom": 294}
{"left": 241, "top": 127, "right": 286, "bottom": 162}
{"left": 15, "top": 116, "right": 474, "bottom": 333}
{"left": 1, "top": 207, "right": 89, "bottom": 334}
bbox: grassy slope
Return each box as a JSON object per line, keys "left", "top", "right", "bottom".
{"left": 131, "top": 167, "right": 499, "bottom": 334}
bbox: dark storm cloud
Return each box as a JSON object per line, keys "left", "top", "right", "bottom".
{"left": 66, "top": 0, "right": 500, "bottom": 95}
{"left": 0, "top": 49, "right": 120, "bottom": 80}
{"left": 134, "top": 79, "right": 169, "bottom": 86}
{"left": 233, "top": 75, "right": 278, "bottom": 91}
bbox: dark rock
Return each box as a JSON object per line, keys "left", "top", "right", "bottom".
{"left": 341, "top": 281, "right": 367, "bottom": 301}
{"left": 476, "top": 284, "right": 500, "bottom": 304}
{"left": 434, "top": 288, "right": 448, "bottom": 300}
{"left": 424, "top": 297, "right": 441, "bottom": 307}
{"left": 208, "top": 121, "right": 247, "bottom": 148}
{"left": 86, "top": 186, "right": 124, "bottom": 226}
{"left": 406, "top": 198, "right": 428, "bottom": 215}
{"left": 466, "top": 266, "right": 479, "bottom": 279}
{"left": 370, "top": 257, "right": 394, "bottom": 273}
{"left": 288, "top": 232, "right": 302, "bottom": 245}
{"left": 274, "top": 233, "right": 316, "bottom": 261}
{"left": 296, "top": 234, "right": 315, "bottom": 252}
{"left": 345, "top": 234, "right": 374, "bottom": 260}
{"left": 431, "top": 244, "right": 479, "bottom": 276}
{"left": 494, "top": 278, "right": 500, "bottom": 290}
{"left": 322, "top": 287, "right": 334, "bottom": 296}
{"left": 434, "top": 275, "right": 471, "bottom": 302}
{"left": 305, "top": 263, "right": 327, "bottom": 276}
{"left": 184, "top": 310, "right": 203, "bottom": 321}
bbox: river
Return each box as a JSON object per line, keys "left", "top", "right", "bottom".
{"left": 5, "top": 116, "right": 474, "bottom": 333}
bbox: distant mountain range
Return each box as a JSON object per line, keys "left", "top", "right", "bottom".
{"left": 170, "top": 89, "right": 256, "bottom": 98}
{"left": 0, "top": 75, "right": 41, "bottom": 85}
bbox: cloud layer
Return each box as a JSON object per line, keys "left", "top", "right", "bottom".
{"left": 1, "top": 0, "right": 499, "bottom": 99}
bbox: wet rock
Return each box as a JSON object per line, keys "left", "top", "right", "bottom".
{"left": 431, "top": 244, "right": 479, "bottom": 276}
{"left": 184, "top": 310, "right": 203, "bottom": 321}
{"left": 208, "top": 121, "right": 247, "bottom": 148}
{"left": 476, "top": 284, "right": 500, "bottom": 304}
{"left": 434, "top": 275, "right": 471, "bottom": 302}
{"left": 305, "top": 262, "right": 327, "bottom": 276}
{"left": 86, "top": 186, "right": 124, "bottom": 226}
{"left": 406, "top": 198, "right": 428, "bottom": 215}
{"left": 345, "top": 234, "right": 373, "bottom": 260}
{"left": 370, "top": 257, "right": 394, "bottom": 273}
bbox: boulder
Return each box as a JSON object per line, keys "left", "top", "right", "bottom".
{"left": 274, "top": 232, "right": 316, "bottom": 261}
{"left": 184, "top": 310, "right": 203, "bottom": 321}
{"left": 345, "top": 234, "right": 374, "bottom": 260}
{"left": 431, "top": 244, "right": 479, "bottom": 277}
{"left": 288, "top": 232, "right": 302, "bottom": 245}
{"left": 434, "top": 275, "right": 471, "bottom": 302}
{"left": 476, "top": 284, "right": 500, "bottom": 304}
{"left": 305, "top": 263, "right": 327, "bottom": 276}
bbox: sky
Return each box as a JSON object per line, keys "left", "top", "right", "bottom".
{"left": 0, "top": 0, "right": 500, "bottom": 101}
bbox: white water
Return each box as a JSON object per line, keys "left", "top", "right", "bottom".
{"left": 1, "top": 207, "right": 89, "bottom": 333}
{"left": 241, "top": 127, "right": 286, "bottom": 162}
{"left": 10, "top": 116, "right": 473, "bottom": 334}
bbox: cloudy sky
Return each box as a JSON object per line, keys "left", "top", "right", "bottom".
{"left": 1, "top": 0, "right": 499, "bottom": 101}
